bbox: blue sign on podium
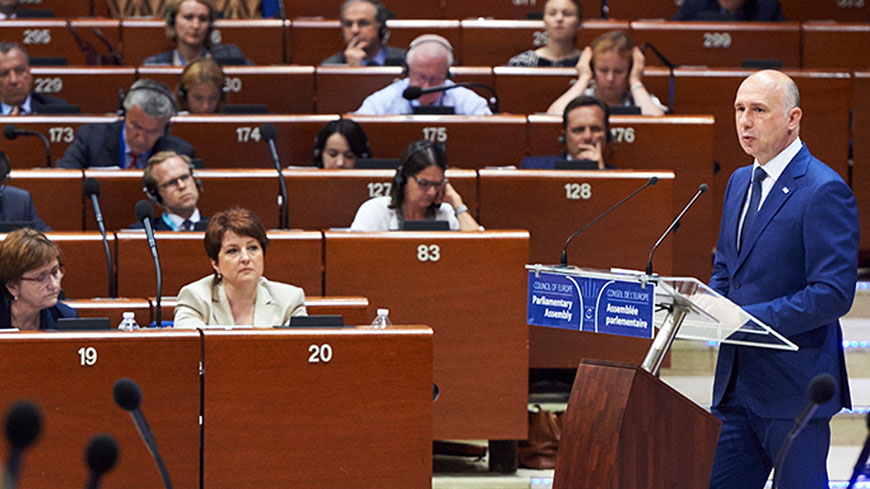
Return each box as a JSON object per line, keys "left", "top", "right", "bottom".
{"left": 527, "top": 270, "right": 655, "bottom": 339}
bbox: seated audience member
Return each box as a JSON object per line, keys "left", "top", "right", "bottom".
{"left": 312, "top": 118, "right": 370, "bottom": 169}
{"left": 508, "top": 0, "right": 582, "bottom": 67}
{"left": 322, "top": 0, "right": 406, "bottom": 67}
{"left": 522, "top": 95, "right": 611, "bottom": 170}
{"left": 350, "top": 140, "right": 481, "bottom": 230}
{"left": 355, "top": 35, "right": 492, "bottom": 115}
{"left": 0, "top": 150, "right": 49, "bottom": 231}
{"left": 174, "top": 207, "right": 306, "bottom": 327}
{"left": 0, "top": 43, "right": 70, "bottom": 115}
{"left": 547, "top": 31, "right": 666, "bottom": 116}
{"left": 56, "top": 79, "right": 194, "bottom": 169}
{"left": 176, "top": 57, "right": 225, "bottom": 114}
{"left": 0, "top": 0, "right": 15, "bottom": 19}
{"left": 673, "top": 0, "right": 785, "bottom": 21}
{"left": 0, "top": 228, "right": 77, "bottom": 330}
{"left": 143, "top": 0, "right": 253, "bottom": 66}
{"left": 130, "top": 151, "right": 208, "bottom": 231}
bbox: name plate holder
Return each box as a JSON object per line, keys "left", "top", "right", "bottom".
{"left": 526, "top": 264, "right": 797, "bottom": 376}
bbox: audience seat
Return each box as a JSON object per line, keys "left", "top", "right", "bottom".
{"left": 780, "top": 2, "right": 870, "bottom": 22}
{"left": 0, "top": 19, "right": 121, "bottom": 65}
{"left": 605, "top": 0, "right": 678, "bottom": 20}
{"left": 444, "top": 0, "right": 599, "bottom": 21}
{"left": 30, "top": 66, "right": 135, "bottom": 114}
{"left": 19, "top": 0, "right": 94, "bottom": 17}
{"left": 0, "top": 115, "right": 117, "bottom": 169}
{"left": 284, "top": 0, "right": 442, "bottom": 20}
{"left": 801, "top": 22, "right": 870, "bottom": 70}
{"left": 6, "top": 169, "right": 83, "bottom": 231}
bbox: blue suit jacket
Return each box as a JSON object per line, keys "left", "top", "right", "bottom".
{"left": 673, "top": 0, "right": 785, "bottom": 21}
{"left": 56, "top": 120, "right": 194, "bottom": 169}
{"left": 0, "top": 186, "right": 50, "bottom": 231}
{"left": 710, "top": 144, "right": 857, "bottom": 419}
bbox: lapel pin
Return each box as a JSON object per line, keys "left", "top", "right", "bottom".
{"left": 782, "top": 187, "right": 789, "bottom": 194}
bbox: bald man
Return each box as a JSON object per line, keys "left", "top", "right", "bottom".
{"left": 707, "top": 70, "right": 857, "bottom": 488}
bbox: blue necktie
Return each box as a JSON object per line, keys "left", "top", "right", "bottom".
{"left": 739, "top": 166, "right": 767, "bottom": 252}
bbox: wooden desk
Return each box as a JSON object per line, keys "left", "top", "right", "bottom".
{"left": 65, "top": 297, "right": 153, "bottom": 326}
{"left": 137, "top": 65, "right": 316, "bottom": 114}
{"left": 38, "top": 232, "right": 115, "bottom": 299}
{"left": 351, "top": 114, "right": 528, "bottom": 168}
{"left": 780, "top": 1, "right": 870, "bottom": 22}
{"left": 19, "top": 0, "right": 94, "bottom": 17}
{"left": 7, "top": 169, "right": 84, "bottom": 230}
{"left": 629, "top": 21, "right": 801, "bottom": 68}
{"left": 29, "top": 67, "right": 136, "bottom": 114}
{"left": 606, "top": 0, "right": 679, "bottom": 20}
{"left": 284, "top": 0, "right": 442, "bottom": 20}
{"left": 201, "top": 327, "right": 433, "bottom": 489}
{"left": 801, "top": 22, "right": 870, "bottom": 70}
{"left": 0, "top": 330, "right": 200, "bottom": 489}
{"left": 445, "top": 0, "right": 599, "bottom": 21}
{"left": 323, "top": 230, "right": 529, "bottom": 440}
{"left": 115, "top": 230, "right": 323, "bottom": 298}
{"left": 852, "top": 72, "right": 870, "bottom": 256}
{"left": 0, "top": 19, "right": 121, "bottom": 66}
{"left": 159, "top": 296, "right": 370, "bottom": 326}
{"left": 0, "top": 115, "right": 117, "bottom": 169}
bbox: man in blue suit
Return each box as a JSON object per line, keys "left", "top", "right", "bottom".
{"left": 708, "top": 70, "right": 857, "bottom": 488}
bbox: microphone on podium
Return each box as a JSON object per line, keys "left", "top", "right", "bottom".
{"left": 2, "top": 401, "right": 42, "bottom": 489}
{"left": 83, "top": 434, "right": 118, "bottom": 489}
{"left": 84, "top": 178, "right": 115, "bottom": 298}
{"left": 645, "top": 183, "right": 707, "bottom": 275}
{"left": 113, "top": 378, "right": 173, "bottom": 489}
{"left": 135, "top": 200, "right": 162, "bottom": 327}
{"left": 3, "top": 125, "right": 51, "bottom": 168}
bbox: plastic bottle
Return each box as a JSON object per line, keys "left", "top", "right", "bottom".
{"left": 117, "top": 312, "right": 140, "bottom": 331}
{"left": 371, "top": 308, "right": 392, "bottom": 329}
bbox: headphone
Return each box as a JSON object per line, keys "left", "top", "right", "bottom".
{"left": 176, "top": 57, "right": 227, "bottom": 110}
{"left": 401, "top": 34, "right": 455, "bottom": 79}
{"left": 392, "top": 140, "right": 446, "bottom": 200}
{"left": 165, "top": 0, "right": 215, "bottom": 46}
{"left": 142, "top": 152, "right": 203, "bottom": 205}
{"left": 118, "top": 79, "right": 177, "bottom": 118}
{"left": 312, "top": 118, "right": 371, "bottom": 167}
{"left": 558, "top": 95, "right": 612, "bottom": 145}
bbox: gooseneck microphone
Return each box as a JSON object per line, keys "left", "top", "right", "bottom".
{"left": 640, "top": 42, "right": 678, "bottom": 110}
{"left": 645, "top": 183, "right": 707, "bottom": 275}
{"left": 559, "top": 176, "right": 658, "bottom": 267}
{"left": 3, "top": 401, "right": 42, "bottom": 489}
{"left": 772, "top": 373, "right": 837, "bottom": 489}
{"left": 847, "top": 411, "right": 870, "bottom": 489}
{"left": 113, "top": 378, "right": 173, "bottom": 489}
{"left": 402, "top": 82, "right": 500, "bottom": 113}
{"left": 84, "top": 434, "right": 119, "bottom": 489}
{"left": 84, "top": 178, "right": 115, "bottom": 298}
{"left": 259, "top": 123, "right": 288, "bottom": 229}
{"left": 135, "top": 200, "right": 162, "bottom": 328}
{"left": 3, "top": 125, "right": 51, "bottom": 168}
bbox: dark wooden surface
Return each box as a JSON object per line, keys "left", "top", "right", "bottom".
{"left": 0, "top": 115, "right": 117, "bottom": 168}
{"left": 852, "top": 72, "right": 870, "bottom": 256}
{"left": 0, "top": 20, "right": 121, "bottom": 66}
{"left": 802, "top": 23, "right": 870, "bottom": 70}
{"left": 65, "top": 297, "right": 153, "bottom": 326}
{"left": 7, "top": 169, "right": 84, "bottom": 230}
{"left": 29, "top": 67, "right": 135, "bottom": 114}
{"left": 323, "top": 231, "right": 529, "bottom": 440}
{"left": 201, "top": 327, "right": 433, "bottom": 489}
{"left": 530, "top": 326, "right": 653, "bottom": 369}
{"left": 48, "top": 232, "right": 115, "bottom": 299}
{"left": 0, "top": 330, "right": 201, "bottom": 489}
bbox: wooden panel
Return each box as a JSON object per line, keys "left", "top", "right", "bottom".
{"left": 6, "top": 169, "right": 84, "bottom": 231}
{"left": 284, "top": 0, "right": 443, "bottom": 20}
{"left": 0, "top": 115, "right": 117, "bottom": 169}
{"left": 137, "top": 65, "right": 316, "bottom": 114}
{"left": 852, "top": 73, "right": 870, "bottom": 256}
{"left": 801, "top": 22, "right": 870, "bottom": 70}
{"left": 445, "top": 0, "right": 600, "bottom": 21}
{"left": 324, "top": 231, "right": 529, "bottom": 440}
{"left": 351, "top": 114, "right": 528, "bottom": 168}
{"left": 527, "top": 115, "right": 715, "bottom": 278}
{"left": 29, "top": 67, "right": 136, "bottom": 114}
{"left": 201, "top": 327, "right": 433, "bottom": 489}
{"left": 115, "top": 230, "right": 323, "bottom": 298}
{"left": 159, "top": 295, "right": 370, "bottom": 326}
{"left": 606, "top": 0, "right": 679, "bottom": 20}
{"left": 283, "top": 169, "right": 477, "bottom": 229}
{"left": 314, "top": 65, "right": 402, "bottom": 114}
{"left": 530, "top": 326, "right": 652, "bottom": 369}
{"left": 780, "top": 1, "right": 870, "bottom": 22}
{"left": 0, "top": 331, "right": 201, "bottom": 488}
{"left": 18, "top": 0, "right": 93, "bottom": 17}
{"left": 460, "top": 19, "right": 628, "bottom": 67}
{"left": 65, "top": 297, "right": 153, "bottom": 326}
{"left": 629, "top": 21, "right": 801, "bottom": 68}
{"left": 0, "top": 20, "right": 121, "bottom": 65}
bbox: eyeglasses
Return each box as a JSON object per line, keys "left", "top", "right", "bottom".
{"left": 20, "top": 264, "right": 64, "bottom": 286}
{"left": 412, "top": 175, "right": 448, "bottom": 191}
{"left": 159, "top": 172, "right": 193, "bottom": 190}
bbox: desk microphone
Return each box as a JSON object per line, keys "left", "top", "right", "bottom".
{"left": 113, "top": 378, "right": 173, "bottom": 489}
{"left": 259, "top": 123, "right": 288, "bottom": 229}
{"left": 402, "top": 82, "right": 500, "bottom": 113}
{"left": 645, "top": 183, "right": 707, "bottom": 275}
{"left": 84, "top": 434, "right": 118, "bottom": 489}
{"left": 84, "top": 178, "right": 115, "bottom": 298}
{"left": 3, "top": 125, "right": 51, "bottom": 168}
{"left": 640, "top": 42, "right": 678, "bottom": 110}
{"left": 847, "top": 411, "right": 870, "bottom": 489}
{"left": 135, "top": 200, "right": 162, "bottom": 327}
{"left": 559, "top": 176, "right": 658, "bottom": 267}
{"left": 772, "top": 373, "right": 836, "bottom": 489}
{"left": 2, "top": 401, "right": 42, "bottom": 489}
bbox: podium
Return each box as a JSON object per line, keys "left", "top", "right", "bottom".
{"left": 526, "top": 265, "right": 797, "bottom": 489}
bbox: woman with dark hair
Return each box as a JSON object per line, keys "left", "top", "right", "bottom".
{"left": 349, "top": 140, "right": 481, "bottom": 231}
{"left": 312, "top": 119, "right": 370, "bottom": 169}
{"left": 547, "top": 30, "right": 666, "bottom": 116}
{"left": 0, "top": 228, "right": 76, "bottom": 330}
{"left": 143, "top": 0, "right": 252, "bottom": 66}
{"left": 174, "top": 207, "right": 306, "bottom": 327}
{"left": 176, "top": 57, "right": 224, "bottom": 114}
{"left": 508, "top": 0, "right": 583, "bottom": 67}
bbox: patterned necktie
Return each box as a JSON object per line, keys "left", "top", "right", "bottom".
{"left": 182, "top": 219, "right": 193, "bottom": 231}
{"left": 739, "top": 166, "right": 767, "bottom": 252}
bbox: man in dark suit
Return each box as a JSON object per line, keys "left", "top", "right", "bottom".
{"left": 130, "top": 151, "right": 208, "bottom": 231}
{"left": 673, "top": 0, "right": 785, "bottom": 21}
{"left": 0, "top": 43, "right": 70, "bottom": 115}
{"left": 321, "top": 0, "right": 406, "bottom": 66}
{"left": 0, "top": 150, "right": 49, "bottom": 231}
{"left": 56, "top": 79, "right": 194, "bottom": 169}
{"left": 521, "top": 95, "right": 611, "bottom": 170}
{"left": 708, "top": 70, "right": 857, "bottom": 489}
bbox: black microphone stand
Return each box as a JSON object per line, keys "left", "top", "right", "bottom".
{"left": 641, "top": 42, "right": 679, "bottom": 111}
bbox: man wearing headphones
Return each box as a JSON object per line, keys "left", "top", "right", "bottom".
{"left": 0, "top": 43, "right": 70, "bottom": 115}
{"left": 521, "top": 95, "right": 611, "bottom": 169}
{"left": 131, "top": 151, "right": 207, "bottom": 231}
{"left": 355, "top": 34, "right": 491, "bottom": 115}
{"left": 321, "top": 0, "right": 406, "bottom": 66}
{"left": 57, "top": 79, "right": 194, "bottom": 169}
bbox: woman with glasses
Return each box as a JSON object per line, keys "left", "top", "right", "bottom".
{"left": 0, "top": 228, "right": 76, "bottom": 330}
{"left": 350, "top": 140, "right": 481, "bottom": 231}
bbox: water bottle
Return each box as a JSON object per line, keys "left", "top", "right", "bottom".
{"left": 117, "top": 312, "right": 140, "bottom": 331}
{"left": 371, "top": 308, "right": 392, "bottom": 329}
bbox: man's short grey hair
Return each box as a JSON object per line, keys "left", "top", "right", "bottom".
{"left": 123, "top": 79, "right": 175, "bottom": 120}
{"left": 0, "top": 42, "right": 29, "bottom": 64}
{"left": 783, "top": 77, "right": 800, "bottom": 115}
{"left": 405, "top": 34, "right": 454, "bottom": 68}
